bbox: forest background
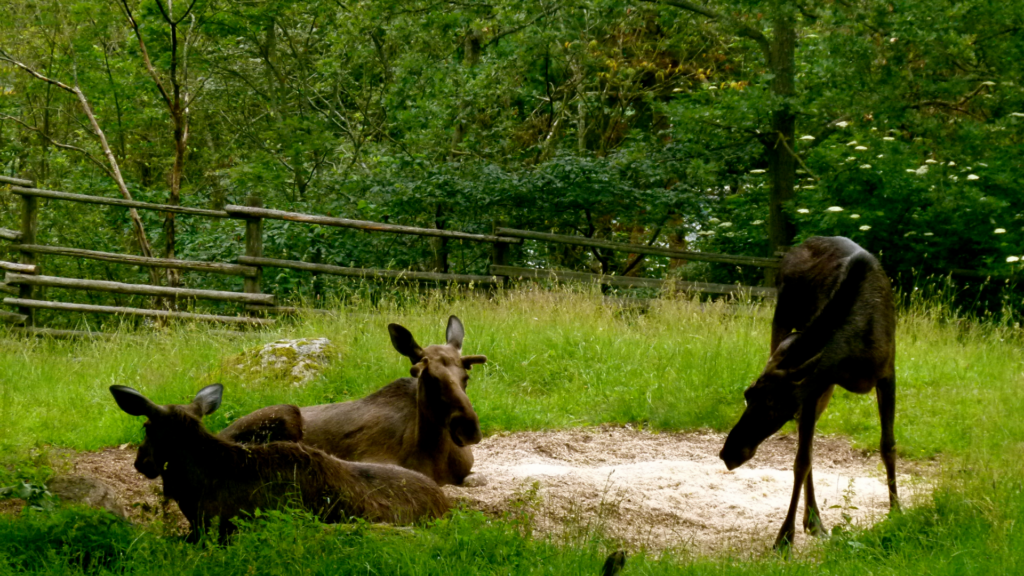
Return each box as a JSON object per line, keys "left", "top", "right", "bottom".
{"left": 1, "top": 0, "right": 1022, "bottom": 307}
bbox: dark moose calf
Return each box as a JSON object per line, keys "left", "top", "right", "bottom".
{"left": 719, "top": 236, "right": 898, "bottom": 550}
{"left": 110, "top": 384, "right": 450, "bottom": 542}
{"left": 222, "top": 315, "right": 486, "bottom": 486}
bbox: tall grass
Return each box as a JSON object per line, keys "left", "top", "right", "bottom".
{"left": 1, "top": 285, "right": 1023, "bottom": 575}
{"left": 2, "top": 285, "right": 1021, "bottom": 457}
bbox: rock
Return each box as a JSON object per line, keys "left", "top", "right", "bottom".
{"left": 48, "top": 475, "right": 126, "bottom": 518}
{"left": 229, "top": 338, "right": 335, "bottom": 386}
{"left": 460, "top": 473, "right": 489, "bottom": 488}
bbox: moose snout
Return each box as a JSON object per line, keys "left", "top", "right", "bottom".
{"left": 451, "top": 415, "right": 482, "bottom": 447}
{"left": 134, "top": 454, "right": 162, "bottom": 479}
{"left": 719, "top": 445, "right": 754, "bottom": 471}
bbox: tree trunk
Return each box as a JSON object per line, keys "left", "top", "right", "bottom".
{"left": 766, "top": 3, "right": 797, "bottom": 283}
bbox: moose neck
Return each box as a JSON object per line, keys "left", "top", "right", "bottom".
{"left": 163, "top": 413, "right": 240, "bottom": 474}
{"left": 414, "top": 379, "right": 452, "bottom": 454}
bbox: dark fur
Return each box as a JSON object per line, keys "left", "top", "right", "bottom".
{"left": 110, "top": 385, "right": 450, "bottom": 542}
{"left": 218, "top": 404, "right": 304, "bottom": 445}
{"left": 222, "top": 316, "right": 485, "bottom": 486}
{"left": 601, "top": 551, "right": 627, "bottom": 576}
{"left": 719, "top": 236, "right": 898, "bottom": 550}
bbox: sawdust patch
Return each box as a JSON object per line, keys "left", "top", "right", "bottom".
{"left": 443, "top": 427, "right": 930, "bottom": 554}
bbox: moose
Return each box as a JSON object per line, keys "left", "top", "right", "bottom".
{"left": 221, "top": 315, "right": 486, "bottom": 486}
{"left": 110, "top": 384, "right": 450, "bottom": 542}
{"left": 719, "top": 236, "right": 898, "bottom": 550}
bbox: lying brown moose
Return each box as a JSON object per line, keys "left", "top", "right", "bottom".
{"left": 221, "top": 315, "right": 486, "bottom": 486}
{"left": 110, "top": 384, "right": 450, "bottom": 542}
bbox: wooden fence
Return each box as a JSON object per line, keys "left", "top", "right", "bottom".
{"left": 0, "top": 174, "right": 781, "bottom": 337}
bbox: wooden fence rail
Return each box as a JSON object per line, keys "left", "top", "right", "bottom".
{"left": 10, "top": 186, "right": 231, "bottom": 218}
{"left": 0, "top": 228, "right": 22, "bottom": 242}
{"left": 3, "top": 298, "right": 275, "bottom": 326}
{"left": 491, "top": 265, "right": 777, "bottom": 298}
{"left": 0, "top": 175, "right": 34, "bottom": 187}
{"left": 239, "top": 256, "right": 504, "bottom": 285}
{"left": 0, "top": 261, "right": 37, "bottom": 274}
{"left": 224, "top": 205, "right": 522, "bottom": 244}
{"left": 17, "top": 245, "right": 258, "bottom": 277}
{"left": 4, "top": 273, "right": 275, "bottom": 305}
{"left": 495, "top": 227, "right": 781, "bottom": 268}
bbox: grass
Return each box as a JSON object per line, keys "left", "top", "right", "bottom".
{"left": 1, "top": 286, "right": 1023, "bottom": 575}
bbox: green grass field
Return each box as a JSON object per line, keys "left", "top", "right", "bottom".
{"left": 2, "top": 287, "right": 1023, "bottom": 575}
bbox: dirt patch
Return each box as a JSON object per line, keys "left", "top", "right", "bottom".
{"left": 443, "top": 427, "right": 928, "bottom": 554}
{"left": 4, "top": 429, "right": 928, "bottom": 555}
{"left": 71, "top": 447, "right": 187, "bottom": 532}
{"left": 1, "top": 446, "right": 187, "bottom": 532}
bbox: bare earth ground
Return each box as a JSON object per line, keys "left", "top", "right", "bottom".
{"left": 442, "top": 427, "right": 929, "bottom": 554}
{"left": 7, "top": 428, "right": 929, "bottom": 555}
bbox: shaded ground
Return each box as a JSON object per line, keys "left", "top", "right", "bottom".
{"left": 5, "top": 428, "right": 928, "bottom": 554}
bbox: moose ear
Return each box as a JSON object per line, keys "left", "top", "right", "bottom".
{"left": 191, "top": 384, "right": 223, "bottom": 416}
{"left": 446, "top": 316, "right": 465, "bottom": 351}
{"left": 461, "top": 355, "right": 487, "bottom": 369}
{"left": 109, "top": 385, "right": 162, "bottom": 418}
{"left": 389, "top": 323, "right": 424, "bottom": 363}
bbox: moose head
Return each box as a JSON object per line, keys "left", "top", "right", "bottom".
{"left": 388, "top": 316, "right": 486, "bottom": 447}
{"left": 719, "top": 334, "right": 822, "bottom": 470}
{"left": 109, "top": 384, "right": 224, "bottom": 479}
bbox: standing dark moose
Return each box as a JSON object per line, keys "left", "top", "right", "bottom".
{"left": 221, "top": 315, "right": 486, "bottom": 486}
{"left": 719, "top": 236, "right": 898, "bottom": 550}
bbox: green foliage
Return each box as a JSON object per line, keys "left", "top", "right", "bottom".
{"left": 3, "top": 0, "right": 1024, "bottom": 310}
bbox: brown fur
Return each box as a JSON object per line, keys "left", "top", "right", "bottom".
{"left": 223, "top": 316, "right": 486, "bottom": 486}
{"left": 109, "top": 385, "right": 450, "bottom": 542}
{"left": 719, "top": 236, "right": 898, "bottom": 550}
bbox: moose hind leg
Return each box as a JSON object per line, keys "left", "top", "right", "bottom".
{"left": 802, "top": 468, "right": 826, "bottom": 536}
{"left": 876, "top": 375, "right": 899, "bottom": 511}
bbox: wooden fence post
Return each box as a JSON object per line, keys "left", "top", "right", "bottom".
{"left": 18, "top": 194, "right": 38, "bottom": 325}
{"left": 243, "top": 195, "right": 264, "bottom": 302}
{"left": 491, "top": 221, "right": 509, "bottom": 288}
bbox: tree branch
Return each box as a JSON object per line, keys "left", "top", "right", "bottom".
{"left": 639, "top": 0, "right": 770, "bottom": 60}
{"left": 776, "top": 131, "right": 819, "bottom": 181}
{"left": 0, "top": 46, "right": 160, "bottom": 268}
{"left": 483, "top": 5, "right": 561, "bottom": 49}
{"left": 116, "top": 0, "right": 173, "bottom": 108}
{"left": 0, "top": 114, "right": 113, "bottom": 177}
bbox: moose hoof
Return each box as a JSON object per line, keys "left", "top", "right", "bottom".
{"left": 460, "top": 473, "right": 489, "bottom": 488}
{"left": 805, "top": 523, "right": 828, "bottom": 538}
{"left": 773, "top": 531, "right": 795, "bottom": 556}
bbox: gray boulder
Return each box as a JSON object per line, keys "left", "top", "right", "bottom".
{"left": 48, "top": 475, "right": 126, "bottom": 518}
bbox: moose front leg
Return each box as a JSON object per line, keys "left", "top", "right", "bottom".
{"left": 876, "top": 375, "right": 899, "bottom": 511}
{"left": 775, "top": 404, "right": 818, "bottom": 551}
{"left": 803, "top": 385, "right": 834, "bottom": 536}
